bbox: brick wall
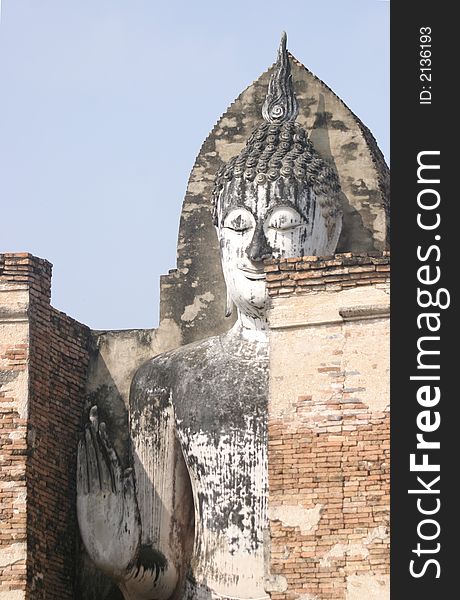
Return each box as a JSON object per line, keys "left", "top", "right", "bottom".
{"left": 265, "top": 254, "right": 390, "bottom": 600}
{"left": 0, "top": 254, "right": 91, "bottom": 600}
{"left": 0, "top": 255, "right": 30, "bottom": 599}
{"left": 265, "top": 252, "right": 390, "bottom": 296}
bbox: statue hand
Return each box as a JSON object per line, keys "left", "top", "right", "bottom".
{"left": 77, "top": 406, "right": 140, "bottom": 581}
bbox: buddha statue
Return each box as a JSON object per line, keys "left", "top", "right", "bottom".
{"left": 77, "top": 33, "right": 342, "bottom": 600}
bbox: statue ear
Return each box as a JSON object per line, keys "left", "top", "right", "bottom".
{"left": 225, "top": 285, "right": 233, "bottom": 318}
{"left": 216, "top": 226, "right": 233, "bottom": 317}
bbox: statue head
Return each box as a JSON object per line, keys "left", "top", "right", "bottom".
{"left": 212, "top": 33, "right": 342, "bottom": 324}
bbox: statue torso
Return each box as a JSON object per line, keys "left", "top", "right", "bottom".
{"left": 173, "top": 332, "right": 269, "bottom": 599}
{"left": 131, "top": 330, "right": 269, "bottom": 599}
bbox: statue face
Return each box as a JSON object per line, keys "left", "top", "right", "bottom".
{"left": 217, "top": 177, "right": 340, "bottom": 319}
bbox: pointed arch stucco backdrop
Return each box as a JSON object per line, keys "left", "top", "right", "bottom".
{"left": 159, "top": 54, "right": 389, "bottom": 347}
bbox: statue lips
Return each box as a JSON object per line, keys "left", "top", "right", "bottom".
{"left": 239, "top": 267, "right": 266, "bottom": 281}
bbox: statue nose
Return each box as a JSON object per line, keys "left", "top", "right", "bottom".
{"left": 246, "top": 224, "right": 273, "bottom": 262}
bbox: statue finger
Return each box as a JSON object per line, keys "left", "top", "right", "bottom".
{"left": 122, "top": 468, "right": 135, "bottom": 500}
{"left": 85, "top": 426, "right": 101, "bottom": 492}
{"left": 88, "top": 410, "right": 113, "bottom": 491}
{"left": 77, "top": 438, "right": 89, "bottom": 495}
{"left": 99, "top": 421, "right": 122, "bottom": 493}
{"left": 96, "top": 436, "right": 113, "bottom": 493}
{"left": 89, "top": 405, "right": 99, "bottom": 434}
{"left": 122, "top": 468, "right": 140, "bottom": 529}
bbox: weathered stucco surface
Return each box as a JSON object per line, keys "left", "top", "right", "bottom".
{"left": 268, "top": 504, "right": 323, "bottom": 535}
{"left": 0, "top": 591, "right": 25, "bottom": 600}
{"left": 345, "top": 574, "right": 389, "bottom": 600}
{"left": 0, "top": 286, "right": 29, "bottom": 421}
{"left": 128, "top": 332, "right": 268, "bottom": 598}
{"left": 269, "top": 286, "right": 390, "bottom": 420}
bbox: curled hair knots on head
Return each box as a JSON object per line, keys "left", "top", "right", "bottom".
{"left": 211, "top": 33, "right": 342, "bottom": 228}
{"left": 211, "top": 121, "right": 340, "bottom": 226}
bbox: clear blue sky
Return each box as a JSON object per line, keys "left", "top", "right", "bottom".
{"left": 0, "top": 0, "right": 389, "bottom": 330}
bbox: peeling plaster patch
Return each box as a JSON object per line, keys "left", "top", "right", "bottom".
{"left": 320, "top": 542, "right": 365, "bottom": 567}
{"left": 281, "top": 546, "right": 290, "bottom": 559}
{"left": 186, "top": 179, "right": 207, "bottom": 195}
{"left": 0, "top": 369, "right": 28, "bottom": 420}
{"left": 330, "top": 120, "right": 348, "bottom": 131}
{"left": 364, "top": 525, "right": 389, "bottom": 545}
{"left": 0, "top": 370, "right": 19, "bottom": 385}
{"left": 13, "top": 491, "right": 26, "bottom": 507}
{"left": 181, "top": 292, "right": 215, "bottom": 322}
{"left": 320, "top": 526, "right": 388, "bottom": 567}
{"left": 155, "top": 318, "right": 182, "bottom": 354}
{"left": 343, "top": 320, "right": 389, "bottom": 412}
{"left": 1, "top": 481, "right": 18, "bottom": 490}
{"left": 346, "top": 574, "right": 389, "bottom": 600}
{"left": 0, "top": 321, "right": 28, "bottom": 347}
{"left": 372, "top": 210, "right": 387, "bottom": 244}
{"left": 218, "top": 116, "right": 238, "bottom": 129}
{"left": 0, "top": 542, "right": 26, "bottom": 568}
{"left": 0, "top": 288, "right": 29, "bottom": 323}
{"left": 215, "top": 140, "right": 245, "bottom": 163}
{"left": 182, "top": 201, "right": 203, "bottom": 212}
{"left": 296, "top": 595, "right": 319, "bottom": 600}
{"left": 264, "top": 574, "right": 288, "bottom": 593}
{"left": 0, "top": 591, "right": 25, "bottom": 600}
{"left": 351, "top": 179, "right": 372, "bottom": 197}
{"left": 341, "top": 141, "right": 359, "bottom": 162}
{"left": 186, "top": 164, "right": 215, "bottom": 194}
{"left": 27, "top": 427, "right": 36, "bottom": 449}
{"left": 269, "top": 503, "right": 322, "bottom": 535}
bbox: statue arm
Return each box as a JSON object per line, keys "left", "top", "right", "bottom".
{"left": 77, "top": 357, "right": 193, "bottom": 600}
{"left": 77, "top": 406, "right": 141, "bottom": 583}
{"left": 123, "top": 357, "right": 194, "bottom": 599}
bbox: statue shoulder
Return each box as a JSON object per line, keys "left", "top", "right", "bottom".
{"left": 131, "top": 335, "right": 223, "bottom": 396}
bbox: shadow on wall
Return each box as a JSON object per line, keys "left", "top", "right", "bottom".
{"left": 309, "top": 94, "right": 375, "bottom": 253}
{"left": 75, "top": 349, "right": 197, "bottom": 599}
{"left": 76, "top": 351, "right": 128, "bottom": 600}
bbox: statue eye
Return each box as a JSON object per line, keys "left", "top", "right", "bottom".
{"left": 223, "top": 209, "right": 254, "bottom": 233}
{"left": 268, "top": 207, "right": 304, "bottom": 231}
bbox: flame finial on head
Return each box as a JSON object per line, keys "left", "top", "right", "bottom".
{"left": 212, "top": 31, "right": 341, "bottom": 230}
{"left": 262, "top": 32, "right": 298, "bottom": 124}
